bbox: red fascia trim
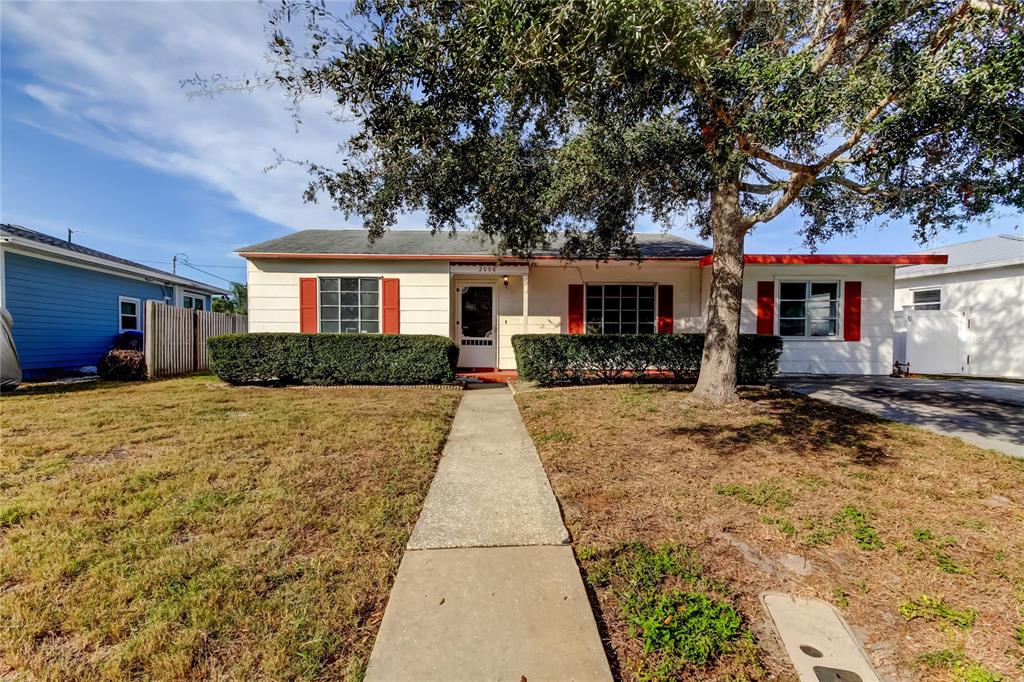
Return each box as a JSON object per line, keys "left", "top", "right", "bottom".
{"left": 239, "top": 252, "right": 705, "bottom": 263}
{"left": 698, "top": 254, "right": 948, "bottom": 267}
{"left": 239, "top": 252, "right": 507, "bottom": 262}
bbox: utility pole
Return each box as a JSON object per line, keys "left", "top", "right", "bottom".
{"left": 67, "top": 228, "right": 75, "bottom": 243}
{"left": 172, "top": 254, "right": 177, "bottom": 274}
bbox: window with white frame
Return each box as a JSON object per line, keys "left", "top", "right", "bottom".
{"left": 182, "top": 292, "right": 205, "bottom": 310}
{"left": 585, "top": 284, "right": 656, "bottom": 334}
{"left": 119, "top": 297, "right": 141, "bottom": 332}
{"left": 319, "top": 277, "right": 380, "bottom": 333}
{"left": 778, "top": 281, "right": 840, "bottom": 337}
{"left": 911, "top": 288, "right": 941, "bottom": 310}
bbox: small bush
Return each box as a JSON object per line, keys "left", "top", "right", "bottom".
{"left": 98, "top": 349, "right": 147, "bottom": 381}
{"left": 207, "top": 333, "right": 459, "bottom": 385}
{"left": 511, "top": 333, "right": 782, "bottom": 386}
{"left": 582, "top": 542, "right": 758, "bottom": 680}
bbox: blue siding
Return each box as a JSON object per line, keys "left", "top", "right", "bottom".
{"left": 5, "top": 252, "right": 171, "bottom": 376}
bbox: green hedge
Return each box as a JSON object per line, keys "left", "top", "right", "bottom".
{"left": 208, "top": 333, "right": 459, "bottom": 385}
{"left": 511, "top": 333, "right": 783, "bottom": 386}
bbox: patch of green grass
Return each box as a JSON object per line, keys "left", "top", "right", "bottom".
{"left": 536, "top": 429, "right": 574, "bottom": 444}
{"left": 714, "top": 482, "right": 792, "bottom": 511}
{"left": 833, "top": 506, "right": 884, "bottom": 550}
{"left": 914, "top": 529, "right": 970, "bottom": 574}
{"left": 833, "top": 588, "right": 849, "bottom": 608}
{"left": 935, "top": 551, "right": 971, "bottom": 575}
{"left": 0, "top": 505, "right": 30, "bottom": 528}
{"left": 900, "top": 595, "right": 977, "bottom": 629}
{"left": 794, "top": 475, "right": 827, "bottom": 491}
{"left": 1015, "top": 623, "right": 1024, "bottom": 647}
{"left": 761, "top": 516, "right": 797, "bottom": 537}
{"left": 582, "top": 543, "right": 760, "bottom": 680}
{"left": 0, "top": 377, "right": 461, "bottom": 680}
{"left": 916, "top": 649, "right": 1003, "bottom": 682}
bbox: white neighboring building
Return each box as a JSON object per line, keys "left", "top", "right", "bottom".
{"left": 894, "top": 234, "right": 1024, "bottom": 379}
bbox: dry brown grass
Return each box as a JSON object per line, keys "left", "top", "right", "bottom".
{"left": 0, "top": 376, "right": 460, "bottom": 680}
{"left": 517, "top": 385, "right": 1024, "bottom": 682}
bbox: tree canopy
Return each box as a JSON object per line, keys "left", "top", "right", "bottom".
{"left": 269, "top": 0, "right": 1023, "bottom": 258}
{"left": 263, "top": 0, "right": 1023, "bottom": 402}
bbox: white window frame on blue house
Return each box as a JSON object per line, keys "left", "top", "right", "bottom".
{"left": 182, "top": 291, "right": 206, "bottom": 311}
{"left": 118, "top": 296, "right": 142, "bottom": 333}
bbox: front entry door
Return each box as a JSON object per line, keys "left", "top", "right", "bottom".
{"left": 457, "top": 285, "right": 496, "bottom": 368}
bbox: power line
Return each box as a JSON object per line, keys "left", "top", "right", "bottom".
{"left": 178, "top": 259, "right": 241, "bottom": 285}
{"left": 134, "top": 259, "right": 245, "bottom": 269}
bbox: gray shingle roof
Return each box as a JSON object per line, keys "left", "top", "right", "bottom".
{"left": 1, "top": 223, "right": 230, "bottom": 294}
{"left": 237, "top": 229, "right": 712, "bottom": 259}
{"left": 896, "top": 233, "right": 1024, "bottom": 278}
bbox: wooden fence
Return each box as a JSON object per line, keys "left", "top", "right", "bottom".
{"left": 144, "top": 300, "right": 247, "bottom": 378}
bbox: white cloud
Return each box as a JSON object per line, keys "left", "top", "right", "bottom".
{"left": 3, "top": 1, "right": 365, "bottom": 230}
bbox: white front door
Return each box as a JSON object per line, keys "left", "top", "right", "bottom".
{"left": 457, "top": 284, "right": 496, "bottom": 368}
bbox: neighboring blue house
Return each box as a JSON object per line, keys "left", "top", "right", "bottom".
{"left": 1, "top": 224, "right": 229, "bottom": 379}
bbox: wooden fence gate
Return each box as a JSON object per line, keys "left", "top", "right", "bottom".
{"left": 144, "top": 300, "right": 247, "bottom": 377}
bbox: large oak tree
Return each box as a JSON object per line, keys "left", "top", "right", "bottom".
{"left": 267, "top": 0, "right": 1023, "bottom": 402}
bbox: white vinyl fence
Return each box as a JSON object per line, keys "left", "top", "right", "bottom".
{"left": 144, "top": 300, "right": 247, "bottom": 377}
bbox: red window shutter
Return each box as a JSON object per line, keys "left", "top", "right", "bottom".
{"left": 382, "top": 278, "right": 400, "bottom": 334}
{"left": 299, "top": 277, "right": 318, "bottom": 333}
{"left": 756, "top": 281, "right": 775, "bottom": 335}
{"left": 844, "top": 281, "right": 862, "bottom": 341}
{"left": 657, "top": 285, "right": 673, "bottom": 334}
{"left": 568, "top": 284, "right": 584, "bottom": 334}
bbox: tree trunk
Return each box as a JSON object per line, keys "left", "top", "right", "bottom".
{"left": 691, "top": 180, "right": 747, "bottom": 404}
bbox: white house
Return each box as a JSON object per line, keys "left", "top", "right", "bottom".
{"left": 238, "top": 230, "right": 944, "bottom": 375}
{"left": 894, "top": 234, "right": 1024, "bottom": 379}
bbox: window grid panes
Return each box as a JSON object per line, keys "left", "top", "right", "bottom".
{"left": 119, "top": 299, "right": 140, "bottom": 332}
{"left": 319, "top": 278, "right": 380, "bottom": 333}
{"left": 183, "top": 294, "right": 204, "bottom": 311}
{"left": 778, "top": 281, "right": 839, "bottom": 337}
{"left": 912, "top": 289, "right": 941, "bottom": 311}
{"left": 585, "top": 284, "right": 656, "bottom": 334}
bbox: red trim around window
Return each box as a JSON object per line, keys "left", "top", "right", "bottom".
{"left": 382, "top": 278, "right": 400, "bottom": 334}
{"left": 756, "top": 281, "right": 775, "bottom": 335}
{"left": 844, "top": 281, "right": 862, "bottom": 342}
{"left": 657, "top": 285, "right": 673, "bottom": 334}
{"left": 299, "top": 278, "right": 317, "bottom": 333}
{"left": 568, "top": 284, "right": 584, "bottom": 334}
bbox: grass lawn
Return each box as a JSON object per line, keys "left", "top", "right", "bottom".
{"left": 1, "top": 376, "right": 460, "bottom": 680}
{"left": 517, "top": 385, "right": 1024, "bottom": 682}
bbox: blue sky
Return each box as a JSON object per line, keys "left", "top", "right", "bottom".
{"left": 1, "top": 2, "right": 1019, "bottom": 289}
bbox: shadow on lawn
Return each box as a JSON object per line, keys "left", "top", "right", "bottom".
{"left": 669, "top": 391, "right": 891, "bottom": 466}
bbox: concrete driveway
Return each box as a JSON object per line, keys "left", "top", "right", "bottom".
{"left": 777, "top": 376, "right": 1024, "bottom": 458}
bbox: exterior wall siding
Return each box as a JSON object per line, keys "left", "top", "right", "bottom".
{"left": 4, "top": 251, "right": 171, "bottom": 375}
{"left": 246, "top": 258, "right": 451, "bottom": 335}
{"left": 894, "top": 264, "right": 1024, "bottom": 378}
{"left": 739, "top": 264, "right": 896, "bottom": 375}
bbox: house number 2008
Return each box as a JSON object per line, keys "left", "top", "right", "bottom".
{"left": 474, "top": 266, "right": 497, "bottom": 272}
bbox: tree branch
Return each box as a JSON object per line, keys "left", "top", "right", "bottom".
{"left": 745, "top": 173, "right": 813, "bottom": 226}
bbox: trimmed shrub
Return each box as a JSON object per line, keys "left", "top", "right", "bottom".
{"left": 207, "top": 333, "right": 459, "bottom": 385}
{"left": 98, "top": 349, "right": 147, "bottom": 381}
{"left": 512, "top": 333, "right": 782, "bottom": 386}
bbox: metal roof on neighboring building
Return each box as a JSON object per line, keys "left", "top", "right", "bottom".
{"left": 1, "top": 223, "right": 230, "bottom": 294}
{"left": 896, "top": 233, "right": 1024, "bottom": 279}
{"left": 236, "top": 229, "right": 713, "bottom": 260}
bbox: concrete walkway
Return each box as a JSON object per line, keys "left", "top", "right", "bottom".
{"left": 365, "top": 387, "right": 612, "bottom": 682}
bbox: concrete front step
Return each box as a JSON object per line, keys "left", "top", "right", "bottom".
{"left": 364, "top": 545, "right": 612, "bottom": 682}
